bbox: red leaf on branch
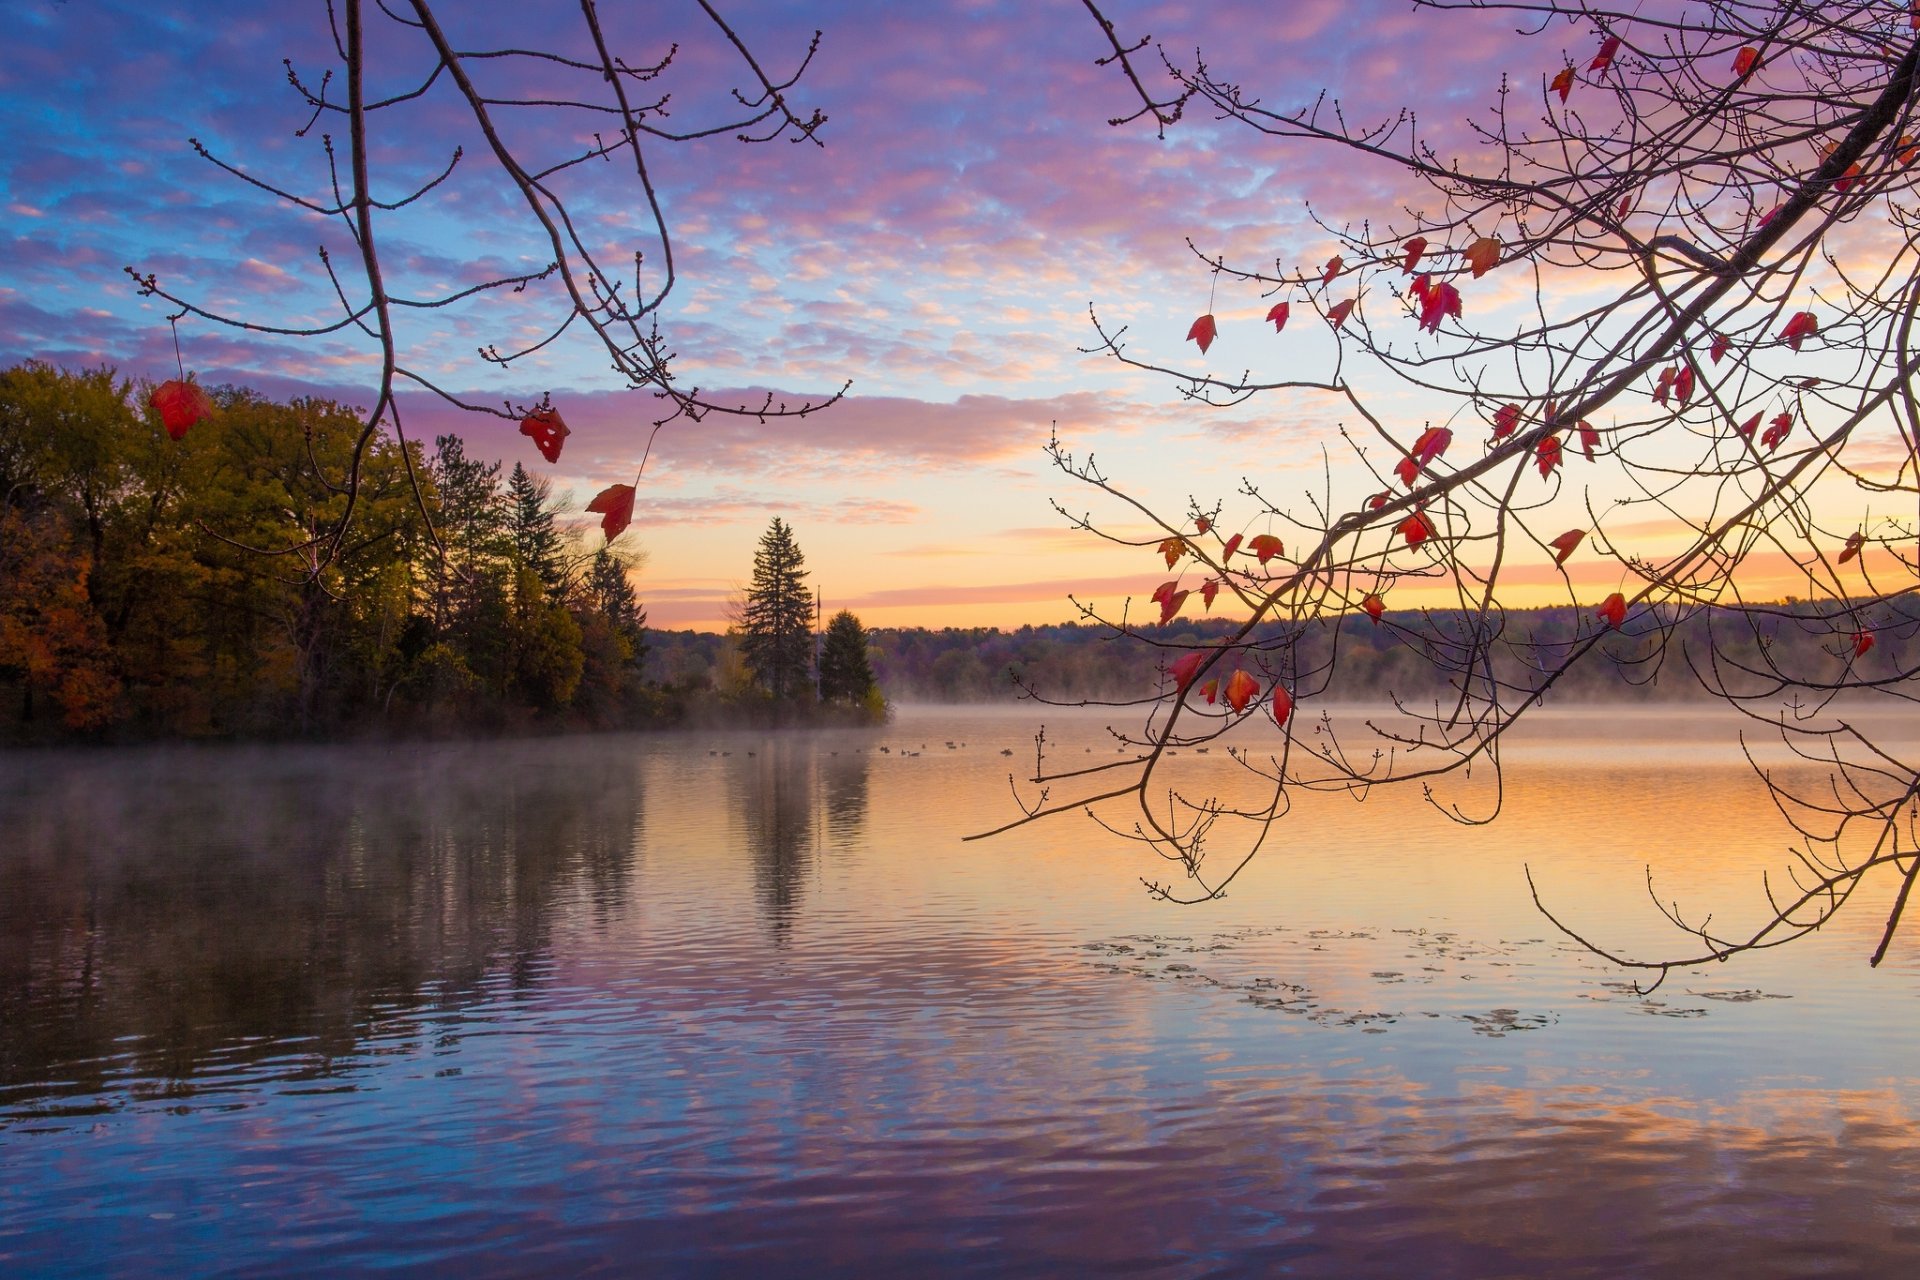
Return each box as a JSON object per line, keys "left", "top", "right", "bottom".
{"left": 1899, "top": 135, "right": 1920, "bottom": 167}
{"left": 1733, "top": 46, "right": 1760, "bottom": 76}
{"left": 1201, "top": 678, "right": 1219, "bottom": 704}
{"left": 1550, "top": 66, "right": 1575, "bottom": 103}
{"left": 1187, "top": 314, "right": 1217, "bottom": 355}
{"left": 1402, "top": 236, "right": 1428, "bottom": 273}
{"left": 1395, "top": 455, "right": 1421, "bottom": 487}
{"left": 1170, "top": 650, "right": 1207, "bottom": 692}
{"left": 1674, "top": 365, "right": 1695, "bottom": 406}
{"left": 1778, "top": 311, "right": 1817, "bottom": 351}
{"left": 1652, "top": 365, "right": 1677, "bottom": 405}
{"left": 1366, "top": 491, "right": 1391, "bottom": 511}
{"left": 1577, "top": 420, "right": 1601, "bottom": 459}
{"left": 1361, "top": 593, "right": 1384, "bottom": 623}
{"left": 1410, "top": 273, "right": 1432, "bottom": 303}
{"left": 1322, "top": 254, "right": 1344, "bottom": 284}
{"left": 1412, "top": 426, "right": 1453, "bottom": 466}
{"left": 1762, "top": 411, "right": 1793, "bottom": 451}
{"left": 1616, "top": 192, "right": 1634, "bottom": 219}
{"left": 1327, "top": 299, "right": 1355, "bottom": 329}
{"left": 1225, "top": 669, "right": 1260, "bottom": 714}
{"left": 1221, "top": 533, "right": 1244, "bottom": 560}
{"left": 1418, "top": 280, "right": 1461, "bottom": 333}
{"left": 1735, "top": 412, "right": 1762, "bottom": 439}
{"left": 1852, "top": 631, "right": 1876, "bottom": 658}
{"left": 1159, "top": 536, "right": 1189, "bottom": 568}
{"left": 1248, "top": 533, "right": 1284, "bottom": 565}
{"left": 1839, "top": 531, "right": 1865, "bottom": 564}
{"left": 151, "top": 379, "right": 213, "bottom": 439}
{"left": 584, "top": 482, "right": 636, "bottom": 540}
{"left": 1397, "top": 512, "right": 1436, "bottom": 546}
{"left": 1710, "top": 333, "right": 1731, "bottom": 364}
{"left": 1158, "top": 588, "right": 1190, "bottom": 624}
{"left": 1266, "top": 301, "right": 1290, "bottom": 333}
{"left": 1549, "top": 528, "right": 1585, "bottom": 565}
{"left": 1271, "top": 683, "right": 1294, "bottom": 727}
{"left": 520, "top": 406, "right": 570, "bottom": 463}
{"left": 1464, "top": 235, "right": 1501, "bottom": 277}
{"left": 1151, "top": 580, "right": 1179, "bottom": 607}
{"left": 1590, "top": 35, "right": 1621, "bottom": 73}
{"left": 1201, "top": 579, "right": 1221, "bottom": 610}
{"left": 1492, "top": 403, "right": 1522, "bottom": 441}
{"left": 1536, "top": 434, "right": 1563, "bottom": 477}
{"left": 1195, "top": 516, "right": 1211, "bottom": 534}
{"left": 1596, "top": 592, "right": 1627, "bottom": 629}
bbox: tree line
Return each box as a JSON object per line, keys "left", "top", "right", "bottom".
{"left": 0, "top": 364, "right": 882, "bottom": 742}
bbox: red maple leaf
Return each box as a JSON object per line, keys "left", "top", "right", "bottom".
{"left": 1187, "top": 314, "right": 1217, "bottom": 355}
{"left": 1596, "top": 592, "right": 1627, "bottom": 629}
{"left": 1577, "top": 420, "right": 1601, "bottom": 459}
{"left": 1590, "top": 35, "right": 1621, "bottom": 73}
{"left": 1536, "top": 433, "right": 1564, "bottom": 477}
{"left": 1271, "top": 684, "right": 1294, "bottom": 728}
{"left": 1674, "top": 365, "right": 1695, "bottom": 406}
{"left": 1158, "top": 588, "right": 1191, "bottom": 625}
{"left": 1735, "top": 412, "right": 1763, "bottom": 439}
{"left": 151, "top": 379, "right": 213, "bottom": 440}
{"left": 1851, "top": 631, "right": 1876, "bottom": 658}
{"left": 1463, "top": 236, "right": 1501, "bottom": 278}
{"left": 1170, "top": 650, "right": 1208, "bottom": 692}
{"left": 1418, "top": 280, "right": 1462, "bottom": 333}
{"left": 1361, "top": 593, "right": 1384, "bottom": 623}
{"left": 1200, "top": 579, "right": 1221, "bottom": 611}
{"left": 1224, "top": 669, "right": 1260, "bottom": 714}
{"left": 1733, "top": 46, "right": 1760, "bottom": 76}
{"left": 520, "top": 406, "right": 570, "bottom": 463}
{"left": 1397, "top": 512, "right": 1437, "bottom": 546}
{"left": 1327, "top": 299, "right": 1356, "bottom": 329}
{"left": 1265, "top": 302, "right": 1290, "bottom": 333}
{"left": 1492, "top": 403, "right": 1522, "bottom": 441}
{"left": 1402, "top": 236, "right": 1428, "bottom": 273}
{"left": 1159, "top": 536, "right": 1190, "bottom": 568}
{"left": 584, "top": 482, "right": 636, "bottom": 540}
{"left": 1550, "top": 66, "right": 1575, "bottom": 103}
{"left": 1221, "top": 533, "right": 1244, "bottom": 560}
{"left": 1710, "top": 333, "right": 1731, "bottom": 364}
{"left": 1322, "top": 254, "right": 1344, "bottom": 284}
{"left": 1248, "top": 533, "right": 1284, "bottom": 565}
{"left": 1838, "top": 531, "right": 1865, "bottom": 564}
{"left": 1778, "top": 311, "right": 1818, "bottom": 351}
{"left": 1761, "top": 411, "right": 1793, "bottom": 451}
{"left": 1549, "top": 529, "right": 1585, "bottom": 565}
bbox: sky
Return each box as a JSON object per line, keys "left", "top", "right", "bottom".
{"left": 0, "top": 0, "right": 1872, "bottom": 629}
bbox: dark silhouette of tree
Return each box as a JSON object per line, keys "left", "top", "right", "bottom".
{"left": 817, "top": 608, "right": 876, "bottom": 703}
{"left": 506, "top": 462, "right": 564, "bottom": 598}
{"left": 1014, "top": 0, "right": 1920, "bottom": 982}
{"left": 586, "top": 547, "right": 647, "bottom": 668}
{"left": 741, "top": 517, "right": 813, "bottom": 701}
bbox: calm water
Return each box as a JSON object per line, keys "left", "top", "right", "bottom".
{"left": 4, "top": 706, "right": 1919, "bottom": 1277}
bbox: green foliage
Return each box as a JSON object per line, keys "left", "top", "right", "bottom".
{"left": 506, "top": 461, "right": 565, "bottom": 597}
{"left": 818, "top": 609, "right": 877, "bottom": 704}
{"left": 741, "top": 517, "right": 814, "bottom": 701}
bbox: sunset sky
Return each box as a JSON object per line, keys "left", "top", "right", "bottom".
{"left": 0, "top": 0, "right": 1865, "bottom": 629}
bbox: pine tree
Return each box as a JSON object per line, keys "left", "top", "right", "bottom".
{"left": 817, "top": 609, "right": 875, "bottom": 704}
{"left": 586, "top": 547, "right": 647, "bottom": 667}
{"left": 505, "top": 461, "right": 564, "bottom": 596}
{"left": 741, "top": 517, "right": 813, "bottom": 700}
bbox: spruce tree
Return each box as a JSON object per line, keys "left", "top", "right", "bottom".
{"left": 741, "top": 517, "right": 813, "bottom": 700}
{"left": 817, "top": 609, "right": 875, "bottom": 703}
{"left": 506, "top": 461, "right": 564, "bottom": 597}
{"left": 587, "top": 547, "right": 647, "bottom": 667}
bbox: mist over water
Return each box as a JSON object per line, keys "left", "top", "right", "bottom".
{"left": 4, "top": 707, "right": 1919, "bottom": 1277}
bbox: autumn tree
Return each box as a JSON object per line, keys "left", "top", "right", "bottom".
{"left": 742, "top": 518, "right": 815, "bottom": 701}
{"left": 506, "top": 462, "right": 565, "bottom": 598}
{"left": 1011, "top": 0, "right": 1920, "bottom": 981}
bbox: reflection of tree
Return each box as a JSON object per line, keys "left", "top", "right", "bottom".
{"left": 0, "top": 737, "right": 643, "bottom": 1108}
{"left": 732, "top": 738, "right": 872, "bottom": 937}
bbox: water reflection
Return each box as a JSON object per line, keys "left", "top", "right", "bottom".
{"left": 0, "top": 738, "right": 645, "bottom": 1109}
{"left": 730, "top": 739, "right": 872, "bottom": 935}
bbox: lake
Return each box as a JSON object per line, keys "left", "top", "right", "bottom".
{"left": 4, "top": 706, "right": 1919, "bottom": 1277}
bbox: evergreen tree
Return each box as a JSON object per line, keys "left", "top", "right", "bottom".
{"left": 505, "top": 461, "right": 564, "bottom": 596}
{"left": 741, "top": 517, "right": 813, "bottom": 700}
{"left": 817, "top": 609, "right": 875, "bottom": 703}
{"left": 586, "top": 547, "right": 647, "bottom": 667}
